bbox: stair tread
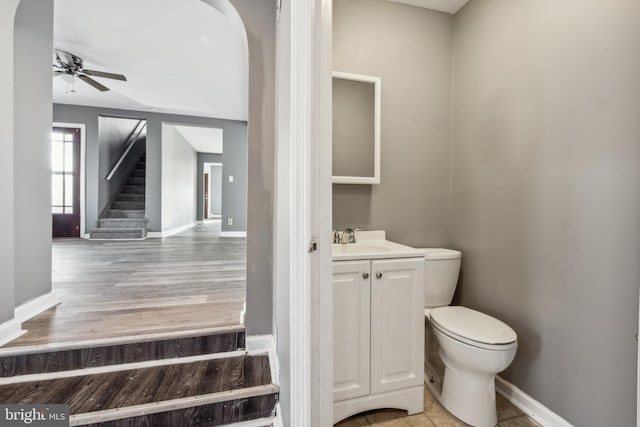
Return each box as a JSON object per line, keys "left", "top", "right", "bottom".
{"left": 0, "top": 355, "right": 272, "bottom": 415}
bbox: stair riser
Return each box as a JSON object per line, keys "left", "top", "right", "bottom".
{"left": 112, "top": 201, "right": 146, "bottom": 210}
{"left": 104, "top": 210, "right": 145, "bottom": 219}
{"left": 0, "top": 332, "right": 245, "bottom": 377}
{"left": 78, "top": 393, "right": 278, "bottom": 427}
{"left": 90, "top": 229, "right": 146, "bottom": 239}
{"left": 131, "top": 170, "right": 145, "bottom": 178}
{"left": 98, "top": 220, "right": 148, "bottom": 229}
{"left": 117, "top": 193, "right": 145, "bottom": 202}
{"left": 122, "top": 185, "right": 145, "bottom": 195}
{"left": 128, "top": 177, "right": 146, "bottom": 186}
{"left": 137, "top": 162, "right": 146, "bottom": 169}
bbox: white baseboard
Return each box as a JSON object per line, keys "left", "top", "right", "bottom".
{"left": 147, "top": 222, "right": 196, "bottom": 238}
{"left": 0, "top": 319, "right": 25, "bottom": 347}
{"left": 83, "top": 233, "right": 90, "bottom": 239}
{"left": 220, "top": 231, "right": 247, "bottom": 237}
{"left": 273, "top": 403, "right": 283, "bottom": 427}
{"left": 0, "top": 291, "right": 59, "bottom": 347}
{"left": 496, "top": 376, "right": 573, "bottom": 427}
{"left": 15, "top": 291, "right": 60, "bottom": 323}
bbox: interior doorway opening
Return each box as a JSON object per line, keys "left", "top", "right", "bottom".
{"left": 204, "top": 162, "right": 222, "bottom": 220}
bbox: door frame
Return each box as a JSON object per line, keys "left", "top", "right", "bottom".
{"left": 276, "top": 0, "right": 333, "bottom": 424}
{"left": 53, "top": 122, "right": 86, "bottom": 238}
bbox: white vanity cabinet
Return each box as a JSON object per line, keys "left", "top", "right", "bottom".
{"left": 333, "top": 256, "right": 425, "bottom": 423}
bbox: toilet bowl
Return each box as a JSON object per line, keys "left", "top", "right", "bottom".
{"left": 430, "top": 306, "right": 517, "bottom": 427}
{"left": 420, "top": 249, "right": 517, "bottom": 427}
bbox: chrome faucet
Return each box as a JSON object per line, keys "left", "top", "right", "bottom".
{"left": 341, "top": 228, "right": 356, "bottom": 244}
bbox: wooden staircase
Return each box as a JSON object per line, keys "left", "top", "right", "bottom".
{"left": 0, "top": 329, "right": 279, "bottom": 426}
{"left": 90, "top": 154, "right": 148, "bottom": 240}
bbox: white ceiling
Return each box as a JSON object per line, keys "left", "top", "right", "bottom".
{"left": 388, "top": 0, "right": 471, "bottom": 14}
{"left": 53, "top": 0, "right": 248, "bottom": 121}
{"left": 172, "top": 125, "right": 223, "bottom": 154}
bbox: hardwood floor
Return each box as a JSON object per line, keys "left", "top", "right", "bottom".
{"left": 2, "top": 221, "right": 246, "bottom": 348}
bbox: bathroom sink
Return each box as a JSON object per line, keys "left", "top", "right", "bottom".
{"left": 332, "top": 243, "right": 393, "bottom": 255}
{"left": 331, "top": 232, "right": 425, "bottom": 261}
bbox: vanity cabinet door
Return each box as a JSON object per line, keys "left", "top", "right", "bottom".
{"left": 333, "top": 260, "right": 371, "bottom": 402}
{"left": 370, "top": 258, "right": 424, "bottom": 395}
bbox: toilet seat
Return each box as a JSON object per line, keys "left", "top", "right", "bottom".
{"left": 430, "top": 306, "right": 517, "bottom": 351}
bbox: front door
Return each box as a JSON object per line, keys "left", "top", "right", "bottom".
{"left": 52, "top": 127, "right": 80, "bottom": 238}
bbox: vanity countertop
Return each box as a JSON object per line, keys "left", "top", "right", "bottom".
{"left": 332, "top": 230, "right": 425, "bottom": 261}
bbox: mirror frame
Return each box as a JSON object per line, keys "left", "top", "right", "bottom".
{"left": 332, "top": 71, "right": 381, "bottom": 185}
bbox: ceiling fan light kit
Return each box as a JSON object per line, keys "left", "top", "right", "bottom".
{"left": 53, "top": 48, "right": 127, "bottom": 93}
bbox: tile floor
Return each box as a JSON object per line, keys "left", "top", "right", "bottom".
{"left": 335, "top": 386, "right": 541, "bottom": 427}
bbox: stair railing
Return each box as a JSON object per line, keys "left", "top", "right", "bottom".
{"left": 106, "top": 120, "right": 147, "bottom": 181}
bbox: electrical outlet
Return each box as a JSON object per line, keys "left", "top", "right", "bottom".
{"left": 227, "top": 218, "right": 233, "bottom": 225}
{"left": 229, "top": 175, "right": 234, "bottom": 183}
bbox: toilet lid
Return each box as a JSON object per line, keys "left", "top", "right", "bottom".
{"left": 430, "top": 306, "right": 517, "bottom": 345}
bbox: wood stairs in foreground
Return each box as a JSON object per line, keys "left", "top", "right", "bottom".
{"left": 90, "top": 154, "right": 148, "bottom": 240}
{"left": 0, "top": 329, "right": 278, "bottom": 426}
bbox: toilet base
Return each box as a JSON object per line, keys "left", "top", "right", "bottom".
{"left": 439, "top": 364, "right": 497, "bottom": 427}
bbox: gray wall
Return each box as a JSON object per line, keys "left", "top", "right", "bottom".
{"left": 161, "top": 125, "right": 197, "bottom": 231}
{"left": 227, "top": 0, "right": 276, "bottom": 336}
{"left": 0, "top": 0, "right": 20, "bottom": 325}
{"left": 98, "top": 116, "right": 146, "bottom": 217}
{"left": 13, "top": 0, "right": 53, "bottom": 306}
{"left": 195, "top": 145, "right": 247, "bottom": 232}
{"left": 332, "top": 0, "right": 453, "bottom": 247}
{"left": 52, "top": 104, "right": 247, "bottom": 233}
{"left": 451, "top": 0, "right": 640, "bottom": 425}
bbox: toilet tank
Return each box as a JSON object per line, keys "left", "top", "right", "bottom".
{"left": 419, "top": 248, "right": 462, "bottom": 308}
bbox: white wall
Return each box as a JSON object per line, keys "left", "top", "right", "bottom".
{"left": 161, "top": 124, "right": 197, "bottom": 231}
{"left": 451, "top": 0, "right": 640, "bottom": 425}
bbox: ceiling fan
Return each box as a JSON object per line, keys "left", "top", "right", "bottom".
{"left": 53, "top": 49, "right": 127, "bottom": 92}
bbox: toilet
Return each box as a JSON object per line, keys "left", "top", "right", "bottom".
{"left": 420, "top": 248, "right": 517, "bottom": 427}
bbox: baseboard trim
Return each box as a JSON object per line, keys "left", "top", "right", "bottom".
{"left": 220, "top": 231, "right": 247, "bottom": 237}
{"left": 147, "top": 222, "right": 196, "bottom": 238}
{"left": 0, "top": 292, "right": 60, "bottom": 347}
{"left": 223, "top": 416, "right": 275, "bottom": 427}
{"left": 15, "top": 291, "right": 60, "bottom": 323}
{"left": 0, "top": 320, "right": 25, "bottom": 347}
{"left": 496, "top": 376, "right": 572, "bottom": 427}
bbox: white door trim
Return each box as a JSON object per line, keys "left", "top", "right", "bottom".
{"left": 275, "top": 0, "right": 333, "bottom": 424}
{"left": 53, "top": 122, "right": 86, "bottom": 238}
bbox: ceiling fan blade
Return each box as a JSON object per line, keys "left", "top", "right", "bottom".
{"left": 78, "top": 74, "right": 110, "bottom": 92}
{"left": 83, "top": 69, "right": 127, "bottom": 81}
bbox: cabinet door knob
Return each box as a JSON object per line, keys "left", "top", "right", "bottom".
{"left": 376, "top": 272, "right": 383, "bottom": 279}
{"left": 363, "top": 272, "right": 369, "bottom": 279}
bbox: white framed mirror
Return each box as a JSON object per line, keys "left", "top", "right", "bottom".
{"left": 332, "top": 71, "right": 381, "bottom": 184}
